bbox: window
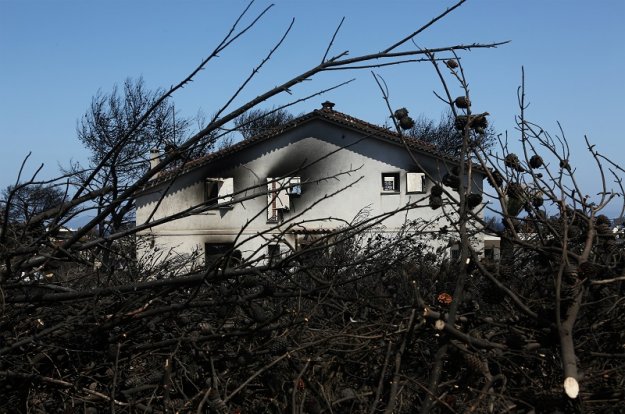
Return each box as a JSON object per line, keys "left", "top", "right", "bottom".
{"left": 205, "top": 180, "right": 219, "bottom": 202}
{"left": 205, "top": 178, "right": 233, "bottom": 207}
{"left": 484, "top": 248, "right": 494, "bottom": 260}
{"left": 205, "top": 243, "right": 234, "bottom": 269}
{"left": 267, "top": 244, "right": 281, "bottom": 264}
{"left": 287, "top": 177, "right": 302, "bottom": 196}
{"left": 267, "top": 177, "right": 301, "bottom": 221}
{"left": 406, "top": 172, "right": 426, "bottom": 193}
{"left": 381, "top": 172, "right": 400, "bottom": 192}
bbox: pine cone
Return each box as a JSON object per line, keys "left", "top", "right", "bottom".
{"left": 604, "top": 238, "right": 617, "bottom": 250}
{"left": 596, "top": 223, "right": 611, "bottom": 235}
{"left": 393, "top": 108, "right": 409, "bottom": 120}
{"left": 506, "top": 183, "right": 524, "bottom": 199}
{"left": 445, "top": 59, "right": 459, "bottom": 69}
{"left": 568, "top": 224, "right": 582, "bottom": 239}
{"left": 463, "top": 352, "right": 489, "bottom": 376}
{"left": 467, "top": 193, "right": 483, "bottom": 209}
{"left": 529, "top": 155, "right": 543, "bottom": 169}
{"left": 454, "top": 96, "right": 471, "bottom": 109}
{"left": 531, "top": 195, "right": 544, "bottom": 208}
{"left": 431, "top": 185, "right": 444, "bottom": 197}
{"left": 454, "top": 115, "right": 469, "bottom": 131}
{"left": 125, "top": 370, "right": 162, "bottom": 388}
{"left": 596, "top": 214, "right": 611, "bottom": 227}
{"left": 471, "top": 113, "right": 489, "bottom": 129}
{"left": 269, "top": 337, "right": 289, "bottom": 355}
{"left": 248, "top": 302, "right": 269, "bottom": 323}
{"left": 124, "top": 374, "right": 142, "bottom": 388}
{"left": 399, "top": 116, "right": 415, "bottom": 130}
{"left": 429, "top": 195, "right": 443, "bottom": 210}
{"left": 504, "top": 153, "right": 523, "bottom": 171}
{"left": 442, "top": 173, "right": 460, "bottom": 190}
{"left": 560, "top": 159, "right": 571, "bottom": 170}
{"left": 486, "top": 170, "right": 504, "bottom": 187}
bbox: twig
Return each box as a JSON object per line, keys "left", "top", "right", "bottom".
{"left": 223, "top": 352, "right": 290, "bottom": 403}
{"left": 322, "top": 17, "right": 345, "bottom": 63}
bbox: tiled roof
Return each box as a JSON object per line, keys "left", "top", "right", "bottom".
{"left": 143, "top": 104, "right": 461, "bottom": 189}
{"left": 291, "top": 227, "right": 335, "bottom": 234}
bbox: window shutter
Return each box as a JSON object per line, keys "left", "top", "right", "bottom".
{"left": 267, "top": 178, "right": 291, "bottom": 220}
{"left": 218, "top": 178, "right": 233, "bottom": 204}
{"left": 267, "top": 177, "right": 298, "bottom": 220}
{"left": 204, "top": 178, "right": 217, "bottom": 202}
{"left": 276, "top": 179, "right": 290, "bottom": 210}
{"left": 406, "top": 172, "right": 425, "bottom": 193}
{"left": 267, "top": 179, "right": 276, "bottom": 221}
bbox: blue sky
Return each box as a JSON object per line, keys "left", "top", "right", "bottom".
{"left": 1, "top": 0, "right": 624, "bottom": 215}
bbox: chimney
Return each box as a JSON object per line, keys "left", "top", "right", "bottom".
{"left": 321, "top": 101, "right": 335, "bottom": 111}
{"left": 149, "top": 149, "right": 161, "bottom": 178}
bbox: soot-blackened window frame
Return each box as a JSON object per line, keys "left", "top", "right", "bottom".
{"left": 204, "top": 177, "right": 234, "bottom": 208}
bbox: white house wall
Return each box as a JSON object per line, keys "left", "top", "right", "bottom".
{"left": 136, "top": 119, "right": 484, "bottom": 264}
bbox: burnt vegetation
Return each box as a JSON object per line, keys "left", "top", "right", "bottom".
{"left": 1, "top": 1, "right": 624, "bottom": 413}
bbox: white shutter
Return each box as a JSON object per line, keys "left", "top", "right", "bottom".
{"left": 267, "top": 179, "right": 275, "bottom": 220}
{"left": 267, "top": 178, "right": 293, "bottom": 221}
{"left": 218, "top": 178, "right": 233, "bottom": 204}
{"left": 276, "top": 178, "right": 290, "bottom": 210}
{"left": 406, "top": 172, "right": 425, "bottom": 193}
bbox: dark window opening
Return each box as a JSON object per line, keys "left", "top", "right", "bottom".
{"left": 450, "top": 247, "right": 460, "bottom": 260}
{"left": 205, "top": 243, "right": 234, "bottom": 269}
{"left": 204, "top": 178, "right": 234, "bottom": 207}
{"left": 204, "top": 181, "right": 219, "bottom": 204}
{"left": 381, "top": 172, "right": 400, "bottom": 192}
{"left": 267, "top": 244, "right": 281, "bottom": 264}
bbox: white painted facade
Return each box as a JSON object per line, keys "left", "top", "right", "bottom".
{"left": 135, "top": 106, "right": 485, "bottom": 266}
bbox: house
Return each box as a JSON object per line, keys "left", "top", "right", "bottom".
{"left": 483, "top": 234, "right": 501, "bottom": 261}
{"left": 135, "top": 102, "right": 486, "bottom": 267}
